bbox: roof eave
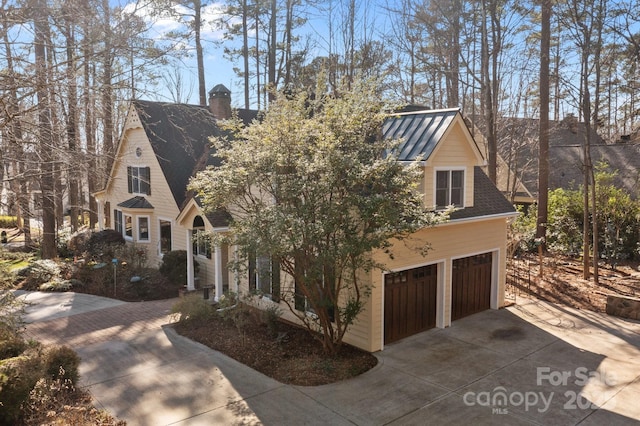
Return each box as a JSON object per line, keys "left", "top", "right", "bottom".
{"left": 438, "top": 211, "right": 519, "bottom": 227}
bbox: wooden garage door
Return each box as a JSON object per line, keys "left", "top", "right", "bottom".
{"left": 451, "top": 253, "right": 492, "bottom": 321}
{"left": 384, "top": 264, "right": 437, "bottom": 344}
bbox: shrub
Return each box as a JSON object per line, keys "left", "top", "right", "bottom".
{"left": 22, "top": 376, "right": 126, "bottom": 425}
{"left": 22, "top": 376, "right": 77, "bottom": 424}
{"left": 39, "top": 279, "right": 74, "bottom": 292}
{"left": 509, "top": 205, "right": 537, "bottom": 255}
{"left": 72, "top": 262, "right": 115, "bottom": 297}
{"left": 119, "top": 268, "right": 178, "bottom": 301}
{"left": 56, "top": 227, "right": 76, "bottom": 259}
{"left": 262, "top": 304, "right": 283, "bottom": 337}
{"left": 0, "top": 290, "right": 25, "bottom": 344}
{"left": 159, "top": 250, "right": 198, "bottom": 286}
{"left": 67, "top": 229, "right": 92, "bottom": 257}
{"left": 114, "top": 243, "right": 149, "bottom": 271}
{"left": 216, "top": 293, "right": 258, "bottom": 346}
{"left": 43, "top": 345, "right": 80, "bottom": 384}
{"left": 0, "top": 215, "right": 18, "bottom": 228}
{"left": 0, "top": 262, "right": 16, "bottom": 290}
{"left": 0, "top": 346, "right": 45, "bottom": 424}
{"left": 171, "top": 293, "right": 212, "bottom": 323}
{"left": 16, "top": 259, "right": 62, "bottom": 290}
{"left": 86, "top": 229, "right": 125, "bottom": 262}
{"left": 0, "top": 328, "right": 27, "bottom": 359}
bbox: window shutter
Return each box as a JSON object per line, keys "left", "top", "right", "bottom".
{"left": 248, "top": 252, "right": 256, "bottom": 291}
{"left": 271, "top": 257, "right": 280, "bottom": 302}
{"left": 143, "top": 167, "right": 151, "bottom": 195}
{"left": 127, "top": 167, "right": 133, "bottom": 193}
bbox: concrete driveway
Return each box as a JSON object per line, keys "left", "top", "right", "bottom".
{"left": 19, "top": 291, "right": 640, "bottom": 425}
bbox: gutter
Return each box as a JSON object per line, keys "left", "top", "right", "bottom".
{"left": 436, "top": 211, "right": 519, "bottom": 227}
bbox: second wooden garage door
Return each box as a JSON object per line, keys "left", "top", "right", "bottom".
{"left": 451, "top": 253, "right": 493, "bottom": 321}
{"left": 384, "top": 264, "right": 437, "bottom": 344}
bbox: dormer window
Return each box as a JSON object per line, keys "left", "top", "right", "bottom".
{"left": 127, "top": 166, "right": 151, "bottom": 195}
{"left": 436, "top": 169, "right": 464, "bottom": 209}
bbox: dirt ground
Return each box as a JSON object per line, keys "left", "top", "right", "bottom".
{"left": 507, "top": 253, "right": 640, "bottom": 312}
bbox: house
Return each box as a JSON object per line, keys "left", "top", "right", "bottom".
{"left": 96, "top": 92, "right": 517, "bottom": 352}
{"left": 497, "top": 115, "right": 640, "bottom": 200}
{"left": 93, "top": 84, "right": 257, "bottom": 299}
{"left": 352, "top": 108, "right": 518, "bottom": 351}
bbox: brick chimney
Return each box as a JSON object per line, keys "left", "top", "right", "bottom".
{"left": 208, "top": 84, "right": 232, "bottom": 120}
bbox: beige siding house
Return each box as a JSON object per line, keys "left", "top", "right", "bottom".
{"left": 94, "top": 85, "right": 254, "bottom": 297}
{"left": 96, "top": 96, "right": 516, "bottom": 353}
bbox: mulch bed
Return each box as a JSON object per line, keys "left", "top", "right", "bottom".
{"left": 174, "top": 308, "right": 378, "bottom": 386}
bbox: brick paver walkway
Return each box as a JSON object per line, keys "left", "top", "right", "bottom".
{"left": 24, "top": 298, "right": 178, "bottom": 347}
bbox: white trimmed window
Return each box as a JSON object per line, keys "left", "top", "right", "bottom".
{"left": 249, "top": 253, "right": 280, "bottom": 300}
{"left": 114, "top": 209, "right": 123, "bottom": 234}
{"left": 435, "top": 169, "right": 464, "bottom": 209}
{"left": 159, "top": 219, "right": 172, "bottom": 255}
{"left": 124, "top": 214, "right": 133, "bottom": 240}
{"left": 138, "top": 216, "right": 150, "bottom": 242}
{"left": 127, "top": 166, "right": 151, "bottom": 195}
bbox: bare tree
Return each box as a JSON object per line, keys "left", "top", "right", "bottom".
{"left": 537, "top": 0, "right": 551, "bottom": 253}
{"left": 31, "top": 0, "right": 56, "bottom": 258}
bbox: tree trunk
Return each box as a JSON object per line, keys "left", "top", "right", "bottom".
{"left": 583, "top": 82, "right": 599, "bottom": 284}
{"left": 268, "top": 0, "right": 276, "bottom": 102}
{"left": 2, "top": 11, "right": 32, "bottom": 246}
{"left": 242, "top": 0, "right": 250, "bottom": 109}
{"left": 82, "top": 4, "right": 98, "bottom": 228}
{"left": 64, "top": 16, "right": 80, "bottom": 232}
{"left": 581, "top": 60, "right": 591, "bottom": 280}
{"left": 537, "top": 0, "right": 551, "bottom": 251}
{"left": 448, "top": 0, "right": 461, "bottom": 107}
{"left": 33, "top": 0, "right": 56, "bottom": 259}
{"left": 194, "top": 0, "right": 206, "bottom": 106}
{"left": 255, "top": 2, "right": 261, "bottom": 109}
{"left": 101, "top": 0, "right": 114, "bottom": 174}
{"left": 480, "top": 0, "right": 497, "bottom": 183}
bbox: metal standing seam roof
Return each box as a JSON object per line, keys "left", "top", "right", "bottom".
{"left": 382, "top": 108, "right": 460, "bottom": 161}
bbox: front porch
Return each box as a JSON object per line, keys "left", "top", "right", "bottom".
{"left": 177, "top": 199, "right": 233, "bottom": 302}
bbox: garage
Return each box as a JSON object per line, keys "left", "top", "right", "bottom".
{"left": 451, "top": 252, "right": 493, "bottom": 321}
{"left": 384, "top": 264, "right": 437, "bottom": 344}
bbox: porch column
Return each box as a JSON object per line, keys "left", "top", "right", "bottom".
{"left": 96, "top": 201, "right": 103, "bottom": 231}
{"left": 186, "top": 229, "right": 195, "bottom": 291}
{"left": 214, "top": 237, "right": 223, "bottom": 301}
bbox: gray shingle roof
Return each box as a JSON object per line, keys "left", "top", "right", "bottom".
{"left": 118, "top": 196, "right": 154, "bottom": 209}
{"left": 133, "top": 101, "right": 221, "bottom": 209}
{"left": 450, "top": 167, "right": 516, "bottom": 220}
{"left": 495, "top": 116, "right": 640, "bottom": 198}
{"left": 548, "top": 144, "right": 640, "bottom": 198}
{"left": 131, "top": 100, "right": 260, "bottom": 210}
{"left": 382, "top": 108, "right": 460, "bottom": 161}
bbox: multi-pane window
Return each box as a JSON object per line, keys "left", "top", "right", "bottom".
{"left": 192, "top": 229, "right": 211, "bottom": 259}
{"left": 294, "top": 259, "right": 334, "bottom": 321}
{"left": 249, "top": 253, "right": 280, "bottom": 301}
{"left": 124, "top": 214, "right": 133, "bottom": 240}
{"left": 114, "top": 209, "right": 123, "bottom": 234}
{"left": 138, "top": 216, "right": 149, "bottom": 241}
{"left": 435, "top": 170, "right": 464, "bottom": 209}
{"left": 159, "top": 220, "right": 172, "bottom": 255}
{"left": 127, "top": 166, "right": 151, "bottom": 195}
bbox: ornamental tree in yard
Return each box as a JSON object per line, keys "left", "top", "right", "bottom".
{"left": 190, "top": 81, "right": 448, "bottom": 355}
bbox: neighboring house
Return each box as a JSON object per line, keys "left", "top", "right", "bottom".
{"left": 497, "top": 115, "right": 640, "bottom": 200}
{"left": 96, "top": 95, "right": 517, "bottom": 352}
